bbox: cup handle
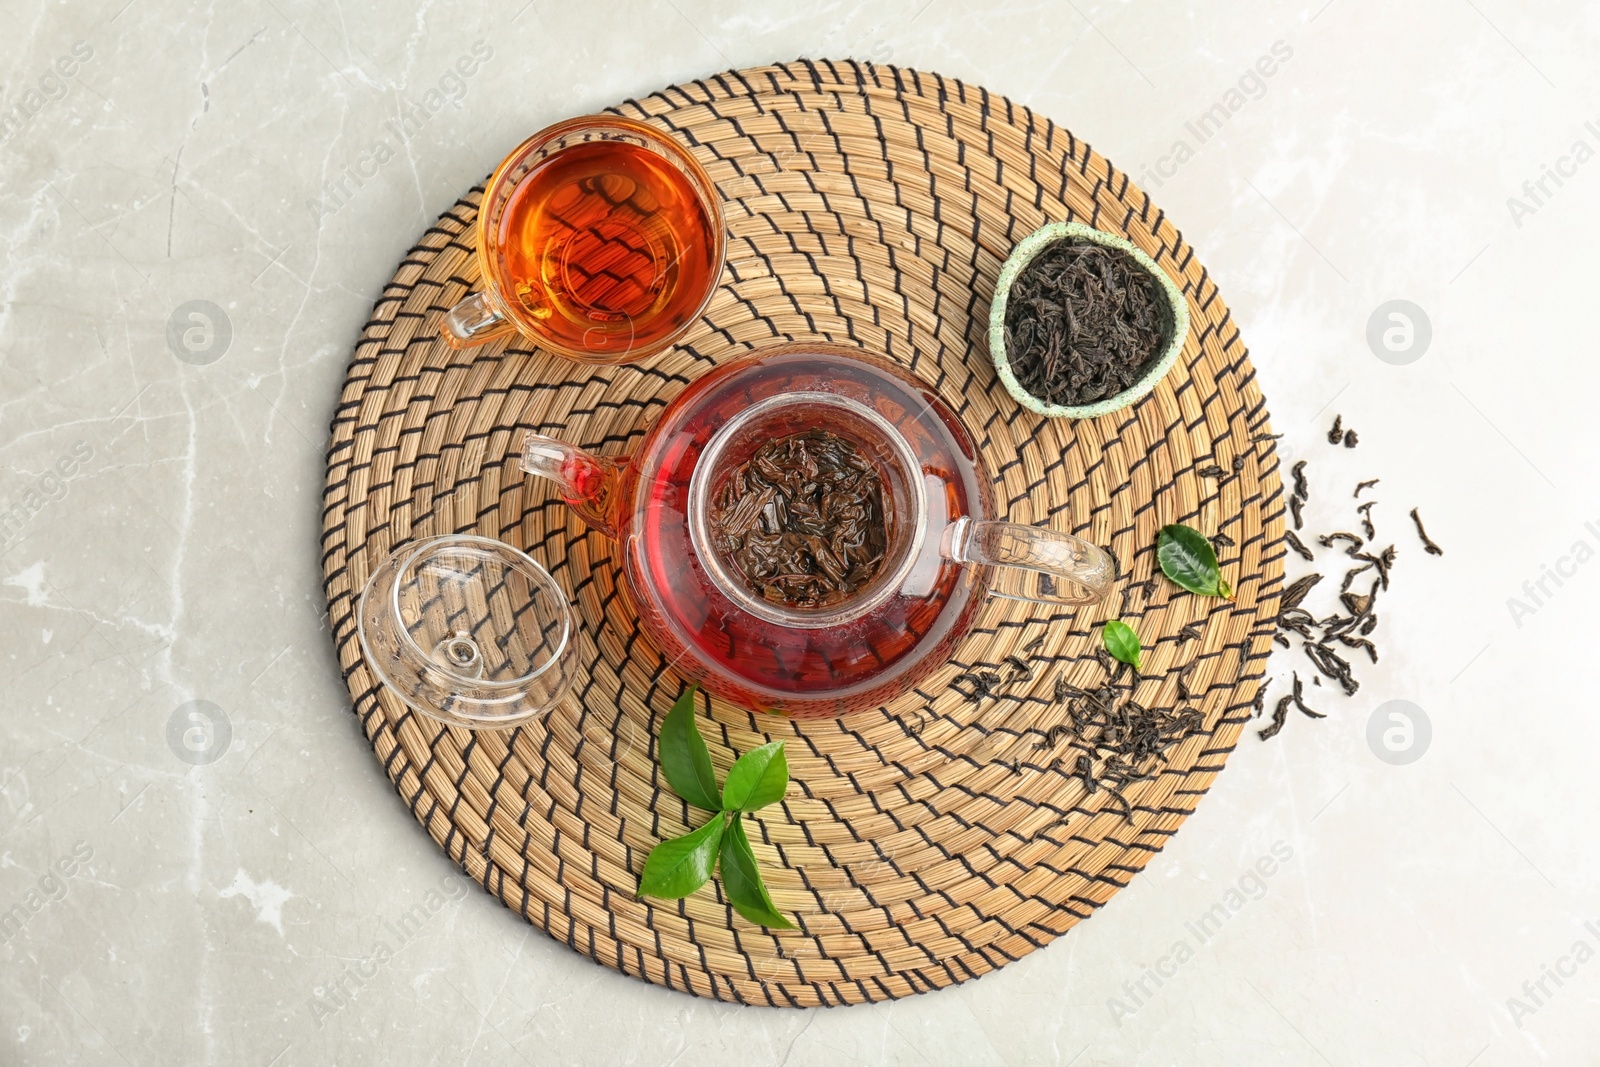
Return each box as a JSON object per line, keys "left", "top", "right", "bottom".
{"left": 440, "top": 291, "right": 517, "bottom": 349}
{"left": 941, "top": 516, "right": 1115, "bottom": 605}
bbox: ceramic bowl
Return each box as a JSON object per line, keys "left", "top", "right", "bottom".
{"left": 988, "top": 221, "right": 1190, "bottom": 419}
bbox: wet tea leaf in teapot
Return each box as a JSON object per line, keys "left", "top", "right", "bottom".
{"left": 710, "top": 430, "right": 888, "bottom": 609}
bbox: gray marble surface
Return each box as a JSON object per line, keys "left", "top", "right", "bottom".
{"left": 3, "top": 1, "right": 1598, "bottom": 1063}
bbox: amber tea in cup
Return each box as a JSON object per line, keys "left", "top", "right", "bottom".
{"left": 441, "top": 116, "right": 725, "bottom": 363}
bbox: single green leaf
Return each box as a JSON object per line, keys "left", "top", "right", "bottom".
{"left": 1102, "top": 620, "right": 1141, "bottom": 670}
{"left": 1157, "top": 524, "right": 1234, "bottom": 600}
{"left": 658, "top": 685, "right": 720, "bottom": 811}
{"left": 719, "top": 816, "right": 794, "bottom": 929}
{"left": 720, "top": 741, "right": 788, "bottom": 811}
{"left": 639, "top": 815, "right": 726, "bottom": 899}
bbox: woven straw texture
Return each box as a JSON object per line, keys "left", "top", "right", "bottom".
{"left": 320, "top": 59, "right": 1286, "bottom": 1007}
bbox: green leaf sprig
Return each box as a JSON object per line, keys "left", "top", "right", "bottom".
{"left": 1102, "top": 619, "right": 1141, "bottom": 670}
{"left": 1157, "top": 523, "right": 1233, "bottom": 600}
{"left": 639, "top": 686, "right": 794, "bottom": 929}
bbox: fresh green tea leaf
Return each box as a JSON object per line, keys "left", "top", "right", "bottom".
{"left": 1157, "top": 524, "right": 1234, "bottom": 600}
{"left": 720, "top": 741, "right": 788, "bottom": 812}
{"left": 639, "top": 814, "right": 726, "bottom": 899}
{"left": 658, "top": 685, "right": 720, "bottom": 811}
{"left": 719, "top": 816, "right": 794, "bottom": 929}
{"left": 1102, "top": 620, "right": 1141, "bottom": 670}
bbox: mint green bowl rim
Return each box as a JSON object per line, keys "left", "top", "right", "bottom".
{"left": 988, "top": 221, "right": 1191, "bottom": 420}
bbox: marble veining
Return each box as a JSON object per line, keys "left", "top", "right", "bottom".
{"left": 2, "top": 1, "right": 1597, "bottom": 1063}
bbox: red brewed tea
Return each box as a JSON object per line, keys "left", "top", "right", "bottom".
{"left": 494, "top": 139, "right": 717, "bottom": 359}
{"left": 628, "top": 352, "right": 988, "bottom": 712}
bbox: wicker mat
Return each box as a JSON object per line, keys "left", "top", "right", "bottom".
{"left": 320, "top": 59, "right": 1286, "bottom": 1007}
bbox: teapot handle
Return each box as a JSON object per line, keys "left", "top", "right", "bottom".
{"left": 519, "top": 431, "right": 626, "bottom": 539}
{"left": 941, "top": 516, "right": 1115, "bottom": 605}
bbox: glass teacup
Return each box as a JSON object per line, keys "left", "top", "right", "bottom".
{"left": 440, "top": 116, "right": 727, "bottom": 364}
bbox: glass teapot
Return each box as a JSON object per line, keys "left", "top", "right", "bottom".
{"left": 520, "top": 342, "right": 1114, "bottom": 718}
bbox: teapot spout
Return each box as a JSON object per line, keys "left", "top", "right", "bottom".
{"left": 520, "top": 431, "right": 626, "bottom": 540}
